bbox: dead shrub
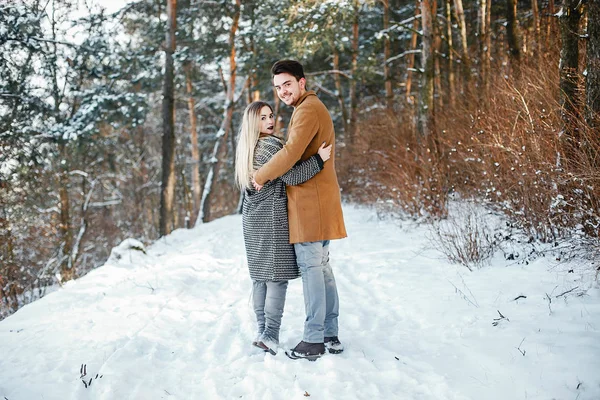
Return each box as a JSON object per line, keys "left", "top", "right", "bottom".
{"left": 437, "top": 57, "right": 600, "bottom": 242}
{"left": 430, "top": 203, "right": 498, "bottom": 271}
{"left": 338, "top": 51, "right": 599, "bottom": 249}
{"left": 338, "top": 105, "right": 448, "bottom": 219}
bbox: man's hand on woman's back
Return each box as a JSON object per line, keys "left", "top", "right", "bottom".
{"left": 318, "top": 142, "right": 332, "bottom": 162}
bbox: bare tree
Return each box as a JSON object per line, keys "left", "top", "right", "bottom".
{"left": 333, "top": 49, "right": 349, "bottom": 134}
{"left": 48, "top": 0, "right": 75, "bottom": 282}
{"left": 0, "top": 210, "right": 19, "bottom": 315}
{"left": 478, "top": 0, "right": 491, "bottom": 95}
{"left": 445, "top": 0, "right": 456, "bottom": 106}
{"left": 199, "top": 0, "right": 241, "bottom": 224}
{"left": 183, "top": 61, "right": 201, "bottom": 227}
{"left": 453, "top": 0, "right": 471, "bottom": 84}
{"left": 545, "top": 0, "right": 556, "bottom": 47}
{"left": 531, "top": 0, "right": 541, "bottom": 59}
{"left": 348, "top": 0, "right": 360, "bottom": 143}
{"left": 159, "top": 0, "right": 177, "bottom": 236}
{"left": 384, "top": 0, "right": 394, "bottom": 108}
{"left": 419, "top": 0, "right": 435, "bottom": 137}
{"left": 58, "top": 143, "right": 74, "bottom": 281}
{"left": 405, "top": 5, "right": 420, "bottom": 104}
{"left": 506, "top": 0, "right": 521, "bottom": 78}
{"left": 246, "top": 1, "right": 260, "bottom": 104}
{"left": 558, "top": 0, "right": 583, "bottom": 135}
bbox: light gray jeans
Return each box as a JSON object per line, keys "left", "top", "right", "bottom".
{"left": 252, "top": 280, "right": 288, "bottom": 345}
{"left": 294, "top": 240, "right": 340, "bottom": 343}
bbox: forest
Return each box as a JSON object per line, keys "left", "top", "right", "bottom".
{"left": 1, "top": 0, "right": 598, "bottom": 319}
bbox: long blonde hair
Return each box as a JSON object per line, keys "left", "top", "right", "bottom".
{"left": 235, "top": 101, "right": 273, "bottom": 190}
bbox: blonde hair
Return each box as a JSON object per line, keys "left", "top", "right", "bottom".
{"left": 235, "top": 101, "right": 272, "bottom": 190}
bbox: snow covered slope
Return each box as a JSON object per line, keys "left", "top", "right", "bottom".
{"left": 1, "top": 205, "right": 598, "bottom": 400}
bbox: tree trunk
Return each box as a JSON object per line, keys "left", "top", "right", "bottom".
{"left": 546, "top": 0, "right": 556, "bottom": 49}
{"left": 348, "top": 0, "right": 360, "bottom": 144}
{"left": 445, "top": 0, "right": 456, "bottom": 106}
{"left": 179, "top": 157, "right": 192, "bottom": 228}
{"left": 273, "top": 86, "right": 282, "bottom": 133}
{"left": 333, "top": 49, "right": 349, "bottom": 135}
{"left": 559, "top": 0, "right": 582, "bottom": 136}
{"left": 586, "top": 0, "right": 600, "bottom": 128}
{"left": 70, "top": 179, "right": 96, "bottom": 270}
{"left": 0, "top": 211, "right": 20, "bottom": 314}
{"left": 478, "top": 0, "right": 490, "bottom": 95}
{"left": 434, "top": 34, "right": 443, "bottom": 108}
{"left": 419, "top": 0, "right": 436, "bottom": 138}
{"left": 50, "top": 0, "right": 74, "bottom": 282}
{"left": 247, "top": 2, "right": 260, "bottom": 105}
{"left": 58, "top": 143, "right": 74, "bottom": 282}
{"left": 199, "top": 0, "right": 240, "bottom": 224}
{"left": 506, "top": 0, "right": 521, "bottom": 78}
{"left": 383, "top": 0, "right": 394, "bottom": 108}
{"left": 531, "top": 0, "right": 541, "bottom": 59}
{"left": 484, "top": 0, "right": 491, "bottom": 92}
{"left": 406, "top": 5, "right": 420, "bottom": 103}
{"left": 453, "top": 0, "right": 471, "bottom": 84}
{"left": 184, "top": 62, "right": 201, "bottom": 227}
{"left": 159, "top": 0, "right": 177, "bottom": 236}
{"left": 136, "top": 126, "right": 154, "bottom": 238}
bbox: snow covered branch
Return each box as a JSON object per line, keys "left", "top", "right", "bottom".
{"left": 386, "top": 50, "right": 422, "bottom": 64}
{"left": 306, "top": 70, "right": 352, "bottom": 80}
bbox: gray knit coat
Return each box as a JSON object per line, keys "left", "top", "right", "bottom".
{"left": 242, "top": 135, "right": 323, "bottom": 281}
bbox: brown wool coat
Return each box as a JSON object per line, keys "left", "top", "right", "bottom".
{"left": 254, "top": 91, "right": 347, "bottom": 244}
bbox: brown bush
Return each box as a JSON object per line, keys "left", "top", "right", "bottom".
{"left": 339, "top": 54, "right": 600, "bottom": 242}
{"left": 338, "top": 104, "right": 448, "bottom": 219}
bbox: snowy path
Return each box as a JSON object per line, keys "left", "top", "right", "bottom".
{"left": 1, "top": 205, "right": 599, "bottom": 400}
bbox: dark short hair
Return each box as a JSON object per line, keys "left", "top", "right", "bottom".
{"left": 271, "top": 60, "right": 305, "bottom": 81}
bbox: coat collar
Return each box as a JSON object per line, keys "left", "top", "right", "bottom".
{"left": 294, "top": 90, "right": 316, "bottom": 108}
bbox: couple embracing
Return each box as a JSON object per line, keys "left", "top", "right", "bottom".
{"left": 234, "top": 60, "right": 347, "bottom": 361}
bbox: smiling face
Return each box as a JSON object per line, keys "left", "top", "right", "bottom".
{"left": 258, "top": 105, "right": 274, "bottom": 135}
{"left": 273, "top": 73, "right": 306, "bottom": 107}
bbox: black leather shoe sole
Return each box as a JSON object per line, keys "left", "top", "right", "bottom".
{"left": 285, "top": 350, "right": 323, "bottom": 361}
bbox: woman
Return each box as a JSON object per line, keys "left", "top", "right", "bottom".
{"left": 235, "top": 101, "right": 331, "bottom": 355}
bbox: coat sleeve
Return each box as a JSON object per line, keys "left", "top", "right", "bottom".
{"left": 279, "top": 155, "right": 323, "bottom": 186}
{"left": 254, "top": 106, "right": 319, "bottom": 185}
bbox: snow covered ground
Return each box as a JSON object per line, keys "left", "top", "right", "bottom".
{"left": 1, "top": 205, "right": 599, "bottom": 400}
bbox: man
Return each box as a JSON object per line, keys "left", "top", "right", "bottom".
{"left": 252, "top": 60, "right": 347, "bottom": 361}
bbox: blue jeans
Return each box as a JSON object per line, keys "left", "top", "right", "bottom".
{"left": 294, "top": 240, "right": 339, "bottom": 343}
{"left": 252, "top": 280, "right": 288, "bottom": 345}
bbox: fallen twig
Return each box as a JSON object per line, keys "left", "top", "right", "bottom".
{"left": 516, "top": 337, "right": 526, "bottom": 356}
{"left": 492, "top": 310, "right": 510, "bottom": 326}
{"left": 447, "top": 275, "right": 480, "bottom": 308}
{"left": 555, "top": 286, "right": 579, "bottom": 298}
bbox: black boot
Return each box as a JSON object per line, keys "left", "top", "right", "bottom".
{"left": 286, "top": 341, "right": 325, "bottom": 361}
{"left": 324, "top": 336, "right": 344, "bottom": 354}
